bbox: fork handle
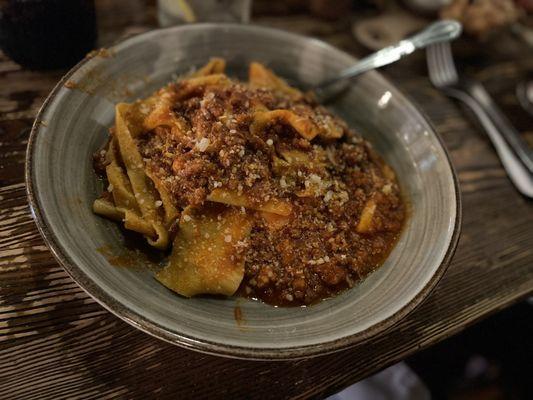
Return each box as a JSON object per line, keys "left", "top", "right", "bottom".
{"left": 466, "top": 81, "right": 533, "bottom": 173}
{"left": 315, "top": 20, "right": 462, "bottom": 91}
{"left": 455, "top": 90, "right": 533, "bottom": 197}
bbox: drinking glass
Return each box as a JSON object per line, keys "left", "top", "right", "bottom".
{"left": 158, "top": 0, "right": 252, "bottom": 27}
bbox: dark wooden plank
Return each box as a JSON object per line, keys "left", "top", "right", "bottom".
{"left": 0, "top": 8, "right": 532, "bottom": 400}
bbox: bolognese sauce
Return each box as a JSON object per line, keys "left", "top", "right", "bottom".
{"left": 94, "top": 60, "right": 405, "bottom": 306}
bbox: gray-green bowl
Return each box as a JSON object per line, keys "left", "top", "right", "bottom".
{"left": 26, "top": 23, "right": 461, "bottom": 360}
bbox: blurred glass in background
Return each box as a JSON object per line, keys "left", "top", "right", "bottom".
{"left": 0, "top": 0, "right": 96, "bottom": 70}
{"left": 158, "top": 0, "right": 252, "bottom": 27}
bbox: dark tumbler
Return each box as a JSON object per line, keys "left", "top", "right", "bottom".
{"left": 0, "top": 0, "right": 97, "bottom": 70}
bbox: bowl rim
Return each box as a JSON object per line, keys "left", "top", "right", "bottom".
{"left": 25, "top": 22, "right": 462, "bottom": 360}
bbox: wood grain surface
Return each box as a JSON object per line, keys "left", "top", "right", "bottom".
{"left": 1, "top": 2, "right": 532, "bottom": 399}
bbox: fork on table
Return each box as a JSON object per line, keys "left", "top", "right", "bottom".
{"left": 426, "top": 42, "right": 533, "bottom": 198}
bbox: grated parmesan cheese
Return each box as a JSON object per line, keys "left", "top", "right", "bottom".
{"left": 196, "top": 138, "right": 210, "bottom": 152}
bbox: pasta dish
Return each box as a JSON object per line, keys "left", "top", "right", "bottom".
{"left": 93, "top": 59, "right": 405, "bottom": 306}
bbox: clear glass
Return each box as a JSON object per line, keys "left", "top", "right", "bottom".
{"left": 158, "top": 0, "right": 251, "bottom": 27}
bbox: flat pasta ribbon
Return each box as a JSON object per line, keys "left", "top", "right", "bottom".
{"left": 93, "top": 139, "right": 160, "bottom": 237}
{"left": 207, "top": 188, "right": 292, "bottom": 216}
{"left": 250, "top": 109, "right": 320, "bottom": 141}
{"left": 156, "top": 204, "right": 253, "bottom": 297}
{"left": 174, "top": 74, "right": 231, "bottom": 101}
{"left": 105, "top": 140, "right": 139, "bottom": 211}
{"left": 93, "top": 198, "right": 156, "bottom": 237}
{"left": 249, "top": 62, "right": 303, "bottom": 100}
{"left": 143, "top": 95, "right": 190, "bottom": 134}
{"left": 112, "top": 103, "right": 169, "bottom": 249}
{"left": 190, "top": 57, "right": 226, "bottom": 77}
{"left": 145, "top": 169, "right": 180, "bottom": 228}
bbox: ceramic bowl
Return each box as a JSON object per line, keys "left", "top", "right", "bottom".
{"left": 26, "top": 23, "right": 461, "bottom": 360}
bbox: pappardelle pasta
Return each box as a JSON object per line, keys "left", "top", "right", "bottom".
{"left": 93, "top": 59, "right": 405, "bottom": 306}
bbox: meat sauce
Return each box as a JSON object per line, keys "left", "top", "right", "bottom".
{"left": 132, "top": 77, "right": 405, "bottom": 306}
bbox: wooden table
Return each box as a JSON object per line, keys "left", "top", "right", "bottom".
{"left": 1, "top": 4, "right": 532, "bottom": 399}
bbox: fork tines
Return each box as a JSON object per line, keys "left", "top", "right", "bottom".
{"left": 426, "top": 42, "right": 459, "bottom": 88}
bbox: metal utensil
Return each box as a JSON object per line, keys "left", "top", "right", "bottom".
{"left": 427, "top": 42, "right": 533, "bottom": 198}
{"left": 517, "top": 80, "right": 533, "bottom": 117}
{"left": 469, "top": 82, "right": 533, "bottom": 174}
{"left": 311, "top": 20, "right": 462, "bottom": 103}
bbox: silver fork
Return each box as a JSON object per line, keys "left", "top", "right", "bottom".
{"left": 427, "top": 42, "right": 533, "bottom": 198}
{"left": 311, "top": 20, "right": 462, "bottom": 103}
